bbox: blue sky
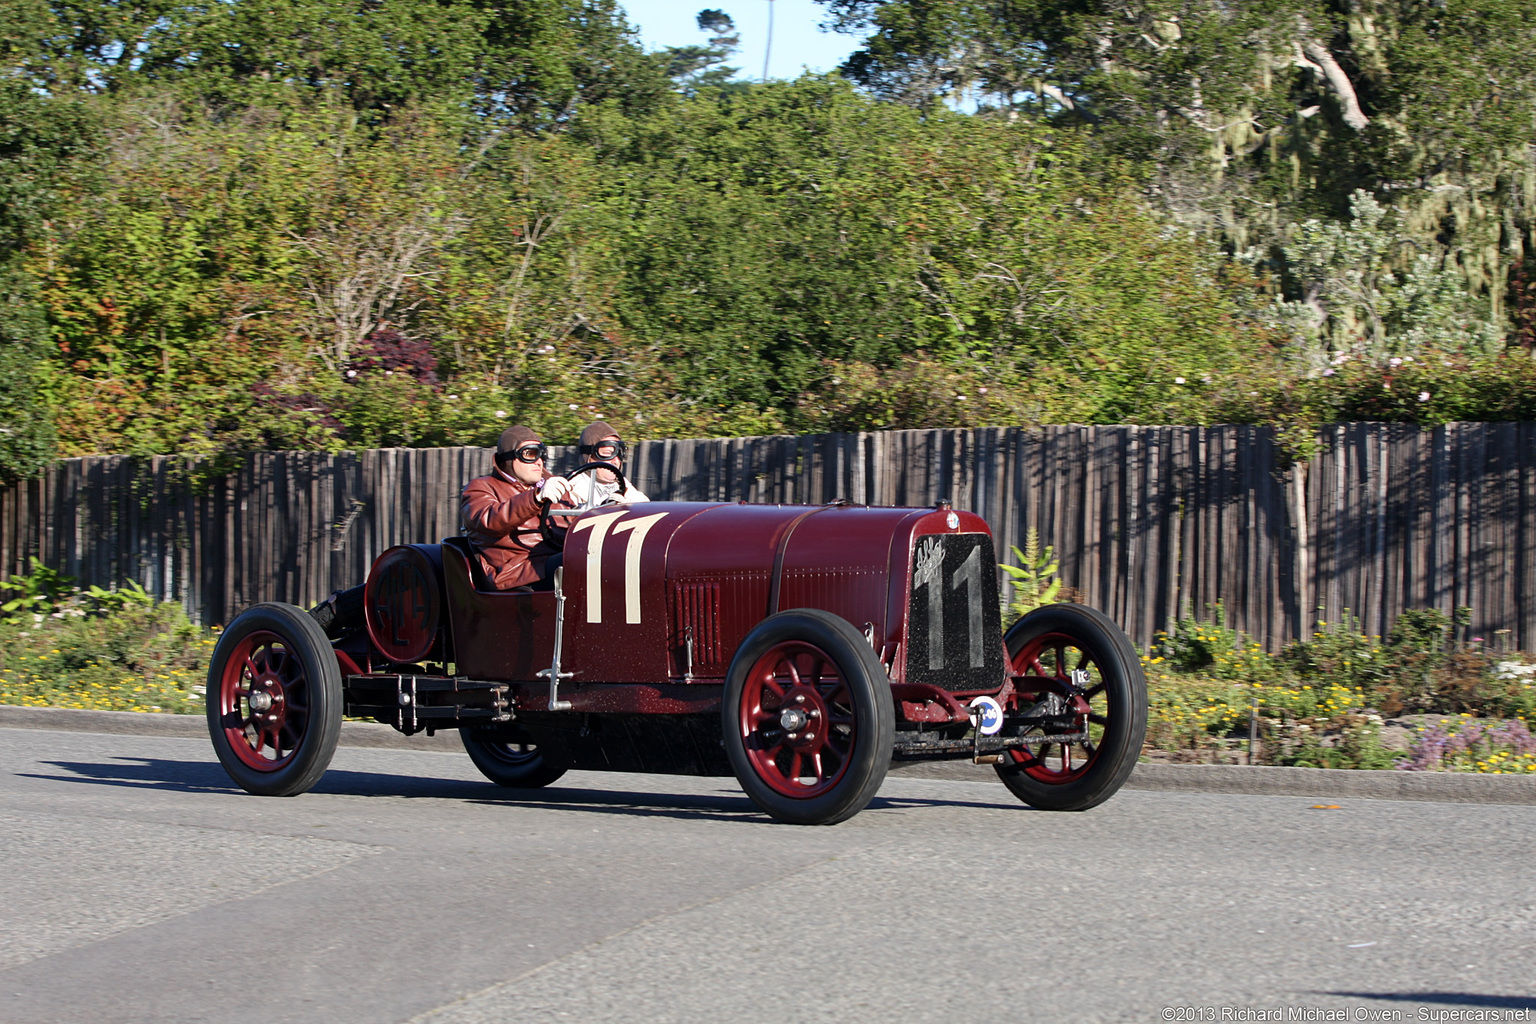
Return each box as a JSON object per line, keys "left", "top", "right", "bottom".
{"left": 617, "top": 1, "right": 868, "bottom": 81}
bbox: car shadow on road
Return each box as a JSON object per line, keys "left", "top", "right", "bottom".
{"left": 22, "top": 757, "right": 239, "bottom": 794}
{"left": 25, "top": 756, "right": 511, "bottom": 801}
{"left": 21, "top": 757, "right": 1029, "bottom": 820}
{"left": 460, "top": 788, "right": 1027, "bottom": 824}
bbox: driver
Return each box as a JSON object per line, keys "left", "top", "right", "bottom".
{"left": 567, "top": 421, "right": 650, "bottom": 511}
{"left": 460, "top": 425, "right": 573, "bottom": 590}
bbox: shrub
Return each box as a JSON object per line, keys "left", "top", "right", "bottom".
{"left": 1150, "top": 603, "right": 1269, "bottom": 681}
{"left": 999, "top": 530, "right": 1061, "bottom": 622}
{"left": 1143, "top": 604, "right": 1536, "bottom": 769}
{"left": 0, "top": 598, "right": 215, "bottom": 713}
{"left": 1279, "top": 610, "right": 1387, "bottom": 692}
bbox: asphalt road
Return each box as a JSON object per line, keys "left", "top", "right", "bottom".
{"left": 2, "top": 726, "right": 1534, "bottom": 1024}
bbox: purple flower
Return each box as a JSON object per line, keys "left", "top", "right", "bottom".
{"left": 1397, "top": 718, "right": 1536, "bottom": 771}
{"left": 348, "top": 328, "right": 440, "bottom": 388}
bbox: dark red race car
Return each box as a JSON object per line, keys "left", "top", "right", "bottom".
{"left": 205, "top": 469, "right": 1148, "bottom": 825}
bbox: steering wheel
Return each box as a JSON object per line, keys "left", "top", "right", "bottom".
{"left": 538, "top": 461, "right": 630, "bottom": 546}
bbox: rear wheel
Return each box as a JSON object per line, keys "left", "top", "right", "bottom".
{"left": 460, "top": 725, "right": 569, "bottom": 788}
{"left": 994, "top": 604, "right": 1146, "bottom": 811}
{"left": 206, "top": 602, "right": 343, "bottom": 796}
{"left": 723, "top": 609, "right": 894, "bottom": 825}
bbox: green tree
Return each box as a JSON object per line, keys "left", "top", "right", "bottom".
{"left": 1251, "top": 189, "right": 1504, "bottom": 370}
{"left": 821, "top": 0, "right": 1536, "bottom": 324}
{"left": 664, "top": 9, "right": 745, "bottom": 96}
{"left": 0, "top": 72, "right": 94, "bottom": 480}
{"left": 18, "top": 0, "right": 670, "bottom": 126}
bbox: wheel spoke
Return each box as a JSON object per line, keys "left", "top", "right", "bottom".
{"left": 1083, "top": 682, "right": 1106, "bottom": 699}
{"left": 1061, "top": 743, "right": 1072, "bottom": 772}
{"left": 821, "top": 677, "right": 848, "bottom": 705}
{"left": 1087, "top": 712, "right": 1109, "bottom": 725}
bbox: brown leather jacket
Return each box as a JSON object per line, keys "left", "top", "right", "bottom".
{"left": 459, "top": 467, "right": 559, "bottom": 589}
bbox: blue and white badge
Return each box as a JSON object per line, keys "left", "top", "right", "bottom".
{"left": 946, "top": 511, "right": 959, "bottom": 530}
{"left": 969, "top": 695, "right": 1004, "bottom": 736}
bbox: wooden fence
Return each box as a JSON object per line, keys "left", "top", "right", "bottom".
{"left": 3, "top": 424, "right": 1534, "bottom": 651}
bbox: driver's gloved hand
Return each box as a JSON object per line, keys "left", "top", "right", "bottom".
{"left": 539, "top": 476, "right": 573, "bottom": 504}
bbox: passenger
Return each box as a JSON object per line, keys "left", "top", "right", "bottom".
{"left": 567, "top": 420, "right": 650, "bottom": 511}
{"left": 460, "top": 425, "right": 573, "bottom": 590}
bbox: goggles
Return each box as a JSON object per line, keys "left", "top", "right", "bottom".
{"left": 507, "top": 442, "right": 547, "bottom": 464}
{"left": 582, "top": 438, "right": 627, "bottom": 461}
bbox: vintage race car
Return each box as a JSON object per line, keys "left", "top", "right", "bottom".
{"left": 205, "top": 469, "right": 1149, "bottom": 825}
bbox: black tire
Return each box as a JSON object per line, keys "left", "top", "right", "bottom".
{"left": 723, "top": 609, "right": 895, "bottom": 825}
{"left": 206, "top": 602, "right": 344, "bottom": 797}
{"left": 993, "top": 603, "right": 1147, "bottom": 811}
{"left": 460, "top": 725, "right": 570, "bottom": 788}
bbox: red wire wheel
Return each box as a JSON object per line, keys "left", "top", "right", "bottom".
{"left": 206, "top": 603, "right": 343, "bottom": 797}
{"left": 723, "top": 610, "right": 894, "bottom": 825}
{"left": 995, "top": 604, "right": 1147, "bottom": 811}
{"left": 737, "top": 640, "right": 854, "bottom": 798}
{"left": 1007, "top": 630, "right": 1107, "bottom": 784}
{"left": 217, "top": 631, "right": 308, "bottom": 771}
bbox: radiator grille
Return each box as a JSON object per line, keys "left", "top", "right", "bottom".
{"left": 905, "top": 533, "right": 1006, "bottom": 691}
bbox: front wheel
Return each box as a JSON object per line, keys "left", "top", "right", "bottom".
{"left": 460, "top": 725, "right": 569, "bottom": 788}
{"left": 994, "top": 604, "right": 1147, "bottom": 811}
{"left": 206, "top": 602, "right": 344, "bottom": 796}
{"left": 723, "top": 609, "right": 894, "bottom": 825}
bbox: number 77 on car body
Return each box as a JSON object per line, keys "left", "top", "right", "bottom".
{"left": 205, "top": 498, "right": 1148, "bottom": 826}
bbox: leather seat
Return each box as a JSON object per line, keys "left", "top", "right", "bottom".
{"left": 442, "top": 536, "right": 533, "bottom": 594}
{"left": 442, "top": 537, "right": 495, "bottom": 592}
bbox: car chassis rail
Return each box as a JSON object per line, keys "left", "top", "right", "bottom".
{"left": 344, "top": 674, "right": 512, "bottom": 735}
{"left": 891, "top": 728, "right": 1090, "bottom": 761}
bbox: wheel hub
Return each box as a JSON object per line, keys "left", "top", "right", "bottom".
{"left": 779, "top": 707, "right": 809, "bottom": 733}
{"left": 248, "top": 680, "right": 284, "bottom": 719}
{"left": 775, "top": 689, "right": 824, "bottom": 744}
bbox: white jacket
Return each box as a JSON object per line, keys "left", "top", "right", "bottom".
{"left": 568, "top": 473, "right": 649, "bottom": 511}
